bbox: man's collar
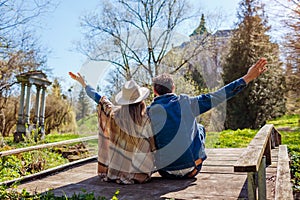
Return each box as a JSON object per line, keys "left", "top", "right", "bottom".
{"left": 154, "top": 93, "right": 176, "bottom": 100}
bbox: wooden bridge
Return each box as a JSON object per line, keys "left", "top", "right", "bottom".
{"left": 1, "top": 124, "right": 294, "bottom": 199}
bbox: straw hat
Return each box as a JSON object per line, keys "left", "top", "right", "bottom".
{"left": 115, "top": 80, "right": 150, "bottom": 105}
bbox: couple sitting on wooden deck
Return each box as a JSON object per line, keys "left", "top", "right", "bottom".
{"left": 69, "top": 58, "right": 267, "bottom": 184}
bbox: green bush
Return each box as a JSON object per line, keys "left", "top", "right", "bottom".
{"left": 290, "top": 152, "right": 300, "bottom": 192}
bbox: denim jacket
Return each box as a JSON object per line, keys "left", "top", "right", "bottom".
{"left": 85, "top": 85, "right": 101, "bottom": 103}
{"left": 147, "top": 78, "right": 247, "bottom": 171}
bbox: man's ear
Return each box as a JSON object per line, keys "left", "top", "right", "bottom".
{"left": 172, "top": 84, "right": 175, "bottom": 93}
{"left": 153, "top": 88, "right": 159, "bottom": 96}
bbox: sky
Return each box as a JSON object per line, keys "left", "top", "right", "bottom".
{"left": 39, "top": 0, "right": 240, "bottom": 90}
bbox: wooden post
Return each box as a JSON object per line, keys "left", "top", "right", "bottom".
{"left": 271, "top": 129, "right": 276, "bottom": 148}
{"left": 274, "top": 129, "right": 281, "bottom": 146}
{"left": 247, "top": 172, "right": 257, "bottom": 200}
{"left": 258, "top": 156, "right": 266, "bottom": 200}
{"left": 263, "top": 137, "right": 272, "bottom": 166}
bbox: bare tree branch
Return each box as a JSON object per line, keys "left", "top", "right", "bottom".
{"left": 78, "top": 0, "right": 199, "bottom": 82}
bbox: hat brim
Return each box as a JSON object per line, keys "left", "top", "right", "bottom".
{"left": 115, "top": 87, "right": 150, "bottom": 105}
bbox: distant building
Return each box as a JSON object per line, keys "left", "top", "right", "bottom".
{"left": 178, "top": 14, "right": 234, "bottom": 88}
{"left": 162, "top": 15, "right": 234, "bottom": 85}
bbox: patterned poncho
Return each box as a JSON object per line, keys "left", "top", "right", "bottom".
{"left": 97, "top": 96, "right": 155, "bottom": 184}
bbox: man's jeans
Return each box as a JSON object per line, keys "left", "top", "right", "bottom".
{"left": 158, "top": 124, "right": 206, "bottom": 179}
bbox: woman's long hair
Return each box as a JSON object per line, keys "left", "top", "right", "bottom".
{"left": 114, "top": 101, "right": 147, "bottom": 135}
{"left": 127, "top": 101, "right": 146, "bottom": 126}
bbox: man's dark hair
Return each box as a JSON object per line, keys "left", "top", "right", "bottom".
{"left": 152, "top": 73, "right": 174, "bottom": 95}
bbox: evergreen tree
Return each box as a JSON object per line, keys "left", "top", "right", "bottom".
{"left": 223, "top": 0, "right": 286, "bottom": 129}
{"left": 51, "top": 79, "right": 62, "bottom": 97}
{"left": 76, "top": 87, "right": 91, "bottom": 120}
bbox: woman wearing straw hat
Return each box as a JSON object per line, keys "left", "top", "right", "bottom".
{"left": 69, "top": 72, "right": 155, "bottom": 184}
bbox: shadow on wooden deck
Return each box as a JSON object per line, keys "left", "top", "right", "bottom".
{"left": 16, "top": 148, "right": 280, "bottom": 200}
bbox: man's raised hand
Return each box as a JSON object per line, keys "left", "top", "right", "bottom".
{"left": 243, "top": 58, "right": 268, "bottom": 84}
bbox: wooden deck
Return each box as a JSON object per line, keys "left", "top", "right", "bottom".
{"left": 16, "top": 147, "right": 280, "bottom": 200}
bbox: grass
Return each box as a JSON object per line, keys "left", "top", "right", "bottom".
{"left": 77, "top": 113, "right": 99, "bottom": 134}
{"left": 44, "top": 132, "right": 85, "bottom": 142}
{"left": 268, "top": 114, "right": 299, "bottom": 128}
{"left": 206, "top": 129, "right": 257, "bottom": 148}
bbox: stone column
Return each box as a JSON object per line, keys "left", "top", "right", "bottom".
{"left": 33, "top": 85, "right": 41, "bottom": 126}
{"left": 14, "top": 82, "right": 26, "bottom": 142}
{"left": 17, "top": 82, "right": 26, "bottom": 124}
{"left": 33, "top": 85, "right": 41, "bottom": 141}
{"left": 15, "top": 71, "right": 51, "bottom": 142}
{"left": 39, "top": 86, "right": 46, "bottom": 139}
{"left": 24, "top": 83, "right": 32, "bottom": 138}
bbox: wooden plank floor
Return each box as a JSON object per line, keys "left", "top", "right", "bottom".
{"left": 16, "top": 148, "right": 279, "bottom": 200}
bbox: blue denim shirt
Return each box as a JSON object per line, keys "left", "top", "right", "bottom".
{"left": 85, "top": 85, "right": 101, "bottom": 103}
{"left": 147, "top": 78, "right": 247, "bottom": 171}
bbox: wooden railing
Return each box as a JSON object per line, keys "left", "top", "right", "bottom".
{"left": 0, "top": 135, "right": 98, "bottom": 186}
{"left": 275, "top": 145, "right": 294, "bottom": 200}
{"left": 0, "top": 135, "right": 97, "bottom": 157}
{"left": 234, "top": 124, "right": 293, "bottom": 200}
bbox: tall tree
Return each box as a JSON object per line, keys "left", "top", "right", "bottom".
{"left": 44, "top": 79, "right": 77, "bottom": 134}
{"left": 223, "top": 0, "right": 286, "bottom": 129}
{"left": 78, "top": 0, "right": 207, "bottom": 84}
{"left": 76, "top": 87, "right": 91, "bottom": 120}
{"left": 280, "top": 0, "right": 300, "bottom": 115}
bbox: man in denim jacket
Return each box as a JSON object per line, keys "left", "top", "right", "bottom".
{"left": 147, "top": 58, "right": 268, "bottom": 179}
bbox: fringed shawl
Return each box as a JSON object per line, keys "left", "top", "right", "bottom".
{"left": 97, "top": 96, "right": 155, "bottom": 184}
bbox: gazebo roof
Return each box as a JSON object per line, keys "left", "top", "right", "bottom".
{"left": 16, "top": 70, "right": 52, "bottom": 86}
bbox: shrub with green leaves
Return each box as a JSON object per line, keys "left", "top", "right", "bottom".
{"left": 290, "top": 152, "right": 300, "bottom": 192}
